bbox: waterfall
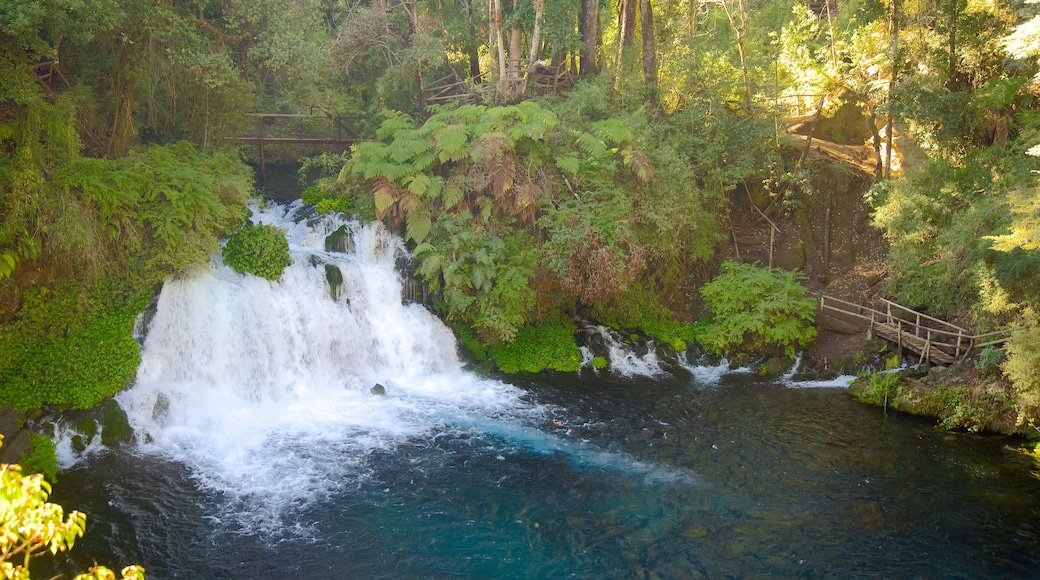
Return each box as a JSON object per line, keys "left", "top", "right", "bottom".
{"left": 113, "top": 201, "right": 702, "bottom": 535}
{"left": 117, "top": 203, "right": 542, "bottom": 526}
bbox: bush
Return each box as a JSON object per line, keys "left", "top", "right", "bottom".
{"left": 488, "top": 311, "right": 582, "bottom": 374}
{"left": 0, "top": 278, "right": 149, "bottom": 411}
{"left": 589, "top": 284, "right": 697, "bottom": 351}
{"left": 693, "top": 261, "right": 817, "bottom": 356}
{"left": 222, "top": 223, "right": 292, "bottom": 281}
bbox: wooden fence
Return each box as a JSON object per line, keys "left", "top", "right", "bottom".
{"left": 817, "top": 295, "right": 1014, "bottom": 365}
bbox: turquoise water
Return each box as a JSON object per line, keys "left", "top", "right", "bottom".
{"left": 43, "top": 199, "right": 1040, "bottom": 578}
{"left": 51, "top": 371, "right": 1040, "bottom": 578}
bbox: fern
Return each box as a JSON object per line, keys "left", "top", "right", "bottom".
{"left": 406, "top": 203, "right": 433, "bottom": 243}
{"left": 441, "top": 182, "right": 464, "bottom": 209}
{"left": 404, "top": 173, "right": 432, "bottom": 196}
{"left": 590, "top": 118, "right": 633, "bottom": 145}
{"left": 556, "top": 155, "right": 582, "bottom": 175}
{"left": 574, "top": 131, "right": 608, "bottom": 157}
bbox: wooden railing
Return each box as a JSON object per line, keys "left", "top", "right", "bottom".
{"left": 231, "top": 113, "right": 358, "bottom": 181}
{"left": 817, "top": 295, "right": 1015, "bottom": 365}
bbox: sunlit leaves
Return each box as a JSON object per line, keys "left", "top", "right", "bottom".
{"left": 0, "top": 437, "right": 145, "bottom": 579}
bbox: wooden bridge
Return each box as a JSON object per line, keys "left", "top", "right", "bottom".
{"left": 231, "top": 113, "right": 358, "bottom": 181}
{"left": 817, "top": 295, "right": 1014, "bottom": 365}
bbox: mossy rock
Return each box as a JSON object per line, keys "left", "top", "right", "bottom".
{"left": 325, "top": 264, "right": 344, "bottom": 300}
{"left": 100, "top": 398, "right": 133, "bottom": 446}
{"left": 325, "top": 225, "right": 354, "bottom": 253}
{"left": 759, "top": 356, "right": 792, "bottom": 378}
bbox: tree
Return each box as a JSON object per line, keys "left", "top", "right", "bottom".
{"left": 0, "top": 437, "right": 144, "bottom": 580}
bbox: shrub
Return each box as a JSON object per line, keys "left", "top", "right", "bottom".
{"left": 0, "top": 278, "right": 149, "bottom": 411}
{"left": 694, "top": 261, "right": 817, "bottom": 356}
{"left": 488, "top": 311, "right": 582, "bottom": 374}
{"left": 589, "top": 284, "right": 697, "bottom": 351}
{"left": 222, "top": 223, "right": 292, "bottom": 281}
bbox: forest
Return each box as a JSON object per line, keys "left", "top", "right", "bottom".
{"left": 3, "top": 0, "right": 1040, "bottom": 430}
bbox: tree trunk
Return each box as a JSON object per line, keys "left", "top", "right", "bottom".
{"left": 868, "top": 110, "right": 884, "bottom": 180}
{"left": 490, "top": 0, "right": 507, "bottom": 100}
{"left": 885, "top": 0, "right": 898, "bottom": 179}
{"left": 580, "top": 0, "right": 599, "bottom": 74}
{"left": 946, "top": 0, "right": 957, "bottom": 89}
{"left": 621, "top": 0, "right": 636, "bottom": 47}
{"left": 796, "top": 95, "right": 826, "bottom": 170}
{"left": 793, "top": 95, "right": 827, "bottom": 282}
{"left": 467, "top": 0, "right": 481, "bottom": 80}
{"left": 719, "top": 0, "right": 751, "bottom": 111}
{"left": 639, "top": 0, "right": 657, "bottom": 88}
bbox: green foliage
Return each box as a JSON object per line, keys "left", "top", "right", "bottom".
{"left": 18, "top": 434, "right": 57, "bottom": 484}
{"left": 929, "top": 386, "right": 1015, "bottom": 434}
{"left": 694, "top": 261, "right": 817, "bottom": 356}
{"left": 301, "top": 183, "right": 357, "bottom": 215}
{"left": 591, "top": 356, "right": 608, "bottom": 370}
{"left": 854, "top": 355, "right": 903, "bottom": 406}
{"left": 0, "top": 279, "right": 149, "bottom": 411}
{"left": 0, "top": 437, "right": 145, "bottom": 580}
{"left": 589, "top": 284, "right": 696, "bottom": 351}
{"left": 452, "top": 323, "right": 489, "bottom": 361}
{"left": 869, "top": 152, "right": 1023, "bottom": 318}
{"left": 1003, "top": 312, "right": 1040, "bottom": 418}
{"left": 222, "top": 224, "right": 292, "bottom": 281}
{"left": 487, "top": 312, "right": 582, "bottom": 374}
{"left": 416, "top": 216, "right": 536, "bottom": 343}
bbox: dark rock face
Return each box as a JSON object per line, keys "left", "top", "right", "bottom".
{"left": 325, "top": 225, "right": 354, "bottom": 254}
{"left": 325, "top": 264, "right": 344, "bottom": 301}
{"left": 370, "top": 384, "right": 386, "bottom": 396}
{"left": 0, "top": 406, "right": 29, "bottom": 464}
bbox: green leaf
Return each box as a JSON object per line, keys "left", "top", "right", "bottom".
{"left": 556, "top": 155, "right": 582, "bottom": 175}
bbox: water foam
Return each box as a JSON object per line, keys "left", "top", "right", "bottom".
{"left": 584, "top": 325, "right": 665, "bottom": 377}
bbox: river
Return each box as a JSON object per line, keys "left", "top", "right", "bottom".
{"left": 47, "top": 202, "right": 1040, "bottom": 578}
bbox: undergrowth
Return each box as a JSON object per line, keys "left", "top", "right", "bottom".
{"left": 0, "top": 277, "right": 150, "bottom": 411}
{"left": 487, "top": 311, "right": 582, "bottom": 374}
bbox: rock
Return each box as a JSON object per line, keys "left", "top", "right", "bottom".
{"left": 0, "top": 406, "right": 24, "bottom": 440}
{"left": 0, "top": 429, "right": 32, "bottom": 465}
{"left": 370, "top": 383, "right": 386, "bottom": 396}
{"left": 100, "top": 398, "right": 133, "bottom": 446}
{"left": 325, "top": 264, "right": 344, "bottom": 301}
{"left": 325, "top": 225, "right": 353, "bottom": 254}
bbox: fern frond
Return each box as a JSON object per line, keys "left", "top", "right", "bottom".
{"left": 434, "top": 127, "right": 470, "bottom": 162}
{"left": 372, "top": 177, "right": 398, "bottom": 219}
{"left": 403, "top": 173, "right": 431, "bottom": 196}
{"left": 574, "top": 132, "right": 608, "bottom": 157}
{"left": 556, "top": 155, "right": 582, "bottom": 175}
{"left": 390, "top": 138, "right": 431, "bottom": 163}
{"left": 622, "top": 149, "right": 655, "bottom": 183}
{"left": 406, "top": 204, "right": 433, "bottom": 243}
{"left": 442, "top": 182, "right": 465, "bottom": 209}
{"left": 590, "top": 118, "right": 632, "bottom": 145}
{"left": 492, "top": 154, "right": 516, "bottom": 198}
{"left": 376, "top": 110, "right": 415, "bottom": 141}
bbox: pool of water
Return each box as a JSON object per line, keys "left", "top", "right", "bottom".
{"left": 42, "top": 202, "right": 1040, "bottom": 579}
{"left": 50, "top": 370, "right": 1040, "bottom": 578}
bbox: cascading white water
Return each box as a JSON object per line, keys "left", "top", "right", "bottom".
{"left": 117, "top": 202, "right": 546, "bottom": 528}
{"left": 582, "top": 325, "right": 666, "bottom": 377}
